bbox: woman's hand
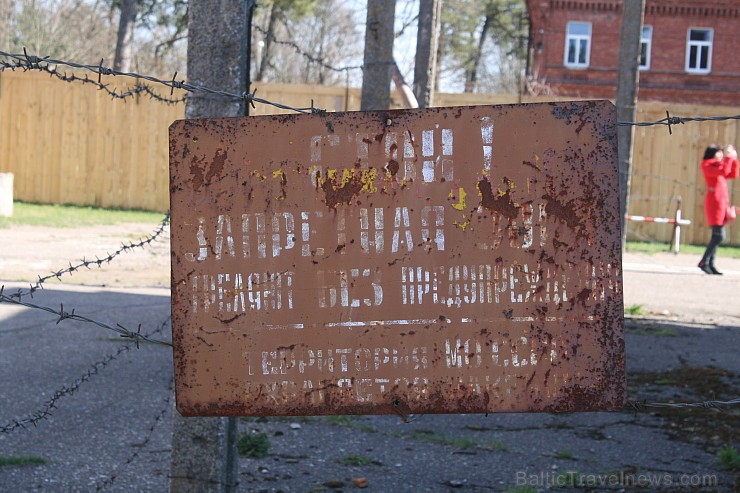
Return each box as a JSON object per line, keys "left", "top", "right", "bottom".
{"left": 726, "top": 144, "right": 737, "bottom": 159}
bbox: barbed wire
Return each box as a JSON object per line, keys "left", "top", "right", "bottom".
{"left": 0, "top": 286, "right": 172, "bottom": 347}
{"left": 617, "top": 110, "right": 740, "bottom": 133}
{"left": 0, "top": 316, "right": 171, "bottom": 434}
{"left": 0, "top": 49, "right": 324, "bottom": 114}
{"left": 95, "top": 377, "right": 174, "bottom": 492}
{"left": 7, "top": 50, "right": 738, "bottom": 131}
{"left": 0, "top": 60, "right": 185, "bottom": 105}
{"left": 8, "top": 212, "right": 170, "bottom": 300}
{"left": 627, "top": 397, "right": 740, "bottom": 411}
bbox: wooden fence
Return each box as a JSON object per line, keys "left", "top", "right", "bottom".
{"left": 1, "top": 71, "right": 738, "bottom": 245}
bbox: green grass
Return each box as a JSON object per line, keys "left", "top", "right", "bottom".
{"left": 717, "top": 444, "right": 740, "bottom": 471}
{"left": 555, "top": 450, "right": 575, "bottom": 460}
{"left": 482, "top": 439, "right": 509, "bottom": 452}
{"left": 0, "top": 455, "right": 47, "bottom": 467}
{"left": 0, "top": 201, "right": 165, "bottom": 228}
{"left": 624, "top": 304, "right": 645, "bottom": 316}
{"left": 406, "top": 429, "right": 478, "bottom": 449}
{"left": 236, "top": 431, "right": 270, "bottom": 458}
{"left": 324, "top": 415, "right": 376, "bottom": 433}
{"left": 337, "top": 454, "right": 382, "bottom": 466}
{"left": 626, "top": 240, "right": 740, "bottom": 259}
{"left": 504, "top": 487, "right": 538, "bottom": 493}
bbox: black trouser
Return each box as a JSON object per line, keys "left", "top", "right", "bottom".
{"left": 700, "top": 225, "right": 725, "bottom": 266}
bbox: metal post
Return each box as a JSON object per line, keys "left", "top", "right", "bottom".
{"left": 169, "top": 0, "right": 252, "bottom": 491}
{"left": 672, "top": 197, "right": 683, "bottom": 254}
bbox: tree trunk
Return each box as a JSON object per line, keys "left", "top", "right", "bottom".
{"left": 413, "top": 0, "right": 441, "bottom": 108}
{"left": 464, "top": 13, "right": 492, "bottom": 93}
{"left": 360, "top": 0, "right": 396, "bottom": 110}
{"left": 256, "top": 1, "right": 281, "bottom": 82}
{"left": 169, "top": 0, "right": 254, "bottom": 491}
{"left": 434, "top": 21, "right": 447, "bottom": 94}
{"left": 113, "top": 0, "right": 137, "bottom": 72}
{"left": 616, "top": 0, "right": 645, "bottom": 250}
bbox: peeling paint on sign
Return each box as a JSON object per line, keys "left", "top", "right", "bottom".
{"left": 169, "top": 101, "right": 625, "bottom": 417}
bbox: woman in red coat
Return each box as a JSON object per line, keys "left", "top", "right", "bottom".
{"left": 698, "top": 144, "right": 739, "bottom": 274}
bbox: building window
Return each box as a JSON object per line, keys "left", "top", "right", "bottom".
{"left": 640, "top": 26, "right": 652, "bottom": 70}
{"left": 686, "top": 28, "right": 712, "bottom": 74}
{"left": 564, "top": 22, "right": 591, "bottom": 68}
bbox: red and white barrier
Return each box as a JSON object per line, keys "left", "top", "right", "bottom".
{"left": 625, "top": 215, "right": 691, "bottom": 225}
{"left": 625, "top": 198, "right": 691, "bottom": 253}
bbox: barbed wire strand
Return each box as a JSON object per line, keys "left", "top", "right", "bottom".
{"left": 627, "top": 397, "right": 740, "bottom": 411}
{"left": 0, "top": 60, "right": 186, "bottom": 105}
{"left": 5, "top": 50, "right": 740, "bottom": 129}
{"left": 0, "top": 50, "right": 324, "bottom": 114}
{"left": 0, "top": 317, "right": 171, "bottom": 434}
{"left": 617, "top": 110, "right": 740, "bottom": 132}
{"left": 10, "top": 212, "right": 170, "bottom": 300}
{"left": 0, "top": 286, "right": 172, "bottom": 347}
{"left": 95, "top": 377, "right": 174, "bottom": 492}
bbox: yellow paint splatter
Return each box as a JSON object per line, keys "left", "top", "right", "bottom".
{"left": 250, "top": 170, "right": 267, "bottom": 180}
{"left": 453, "top": 220, "right": 469, "bottom": 231}
{"left": 449, "top": 187, "right": 467, "bottom": 211}
{"left": 360, "top": 168, "right": 378, "bottom": 193}
{"left": 272, "top": 169, "right": 286, "bottom": 180}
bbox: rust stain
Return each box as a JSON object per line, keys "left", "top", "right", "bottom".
{"left": 477, "top": 177, "right": 518, "bottom": 220}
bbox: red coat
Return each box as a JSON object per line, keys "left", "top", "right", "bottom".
{"left": 702, "top": 155, "right": 739, "bottom": 226}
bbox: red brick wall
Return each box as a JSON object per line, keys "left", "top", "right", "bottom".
{"left": 527, "top": 0, "right": 740, "bottom": 105}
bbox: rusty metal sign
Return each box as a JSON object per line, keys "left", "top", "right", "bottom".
{"left": 169, "top": 101, "right": 625, "bottom": 417}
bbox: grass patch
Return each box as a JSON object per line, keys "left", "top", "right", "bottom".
{"left": 0, "top": 455, "right": 47, "bottom": 467}
{"left": 717, "top": 445, "right": 740, "bottom": 471}
{"left": 337, "top": 454, "right": 382, "bottom": 467}
{"left": 482, "top": 439, "right": 509, "bottom": 452}
{"left": 324, "top": 415, "right": 376, "bottom": 433}
{"left": 555, "top": 450, "right": 575, "bottom": 460}
{"left": 504, "top": 487, "right": 538, "bottom": 493}
{"left": 236, "top": 432, "right": 270, "bottom": 458}
{"left": 407, "top": 429, "right": 478, "bottom": 449}
{"left": 626, "top": 240, "right": 740, "bottom": 259}
{"left": 0, "top": 201, "right": 165, "bottom": 228}
{"left": 624, "top": 304, "right": 644, "bottom": 316}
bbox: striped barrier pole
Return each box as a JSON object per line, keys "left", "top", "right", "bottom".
{"left": 625, "top": 197, "right": 692, "bottom": 253}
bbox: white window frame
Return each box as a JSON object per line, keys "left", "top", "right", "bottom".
{"left": 685, "top": 27, "right": 712, "bottom": 74}
{"left": 639, "top": 25, "right": 652, "bottom": 70}
{"left": 564, "top": 22, "right": 592, "bottom": 68}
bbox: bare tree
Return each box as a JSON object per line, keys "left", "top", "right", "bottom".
{"left": 413, "top": 0, "right": 441, "bottom": 107}
{"left": 113, "top": 0, "right": 137, "bottom": 71}
{"left": 361, "top": 0, "right": 396, "bottom": 110}
{"left": 252, "top": 0, "right": 361, "bottom": 86}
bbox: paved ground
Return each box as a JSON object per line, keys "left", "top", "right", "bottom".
{"left": 0, "top": 223, "right": 738, "bottom": 492}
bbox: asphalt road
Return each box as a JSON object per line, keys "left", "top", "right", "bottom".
{"left": 0, "top": 225, "right": 738, "bottom": 492}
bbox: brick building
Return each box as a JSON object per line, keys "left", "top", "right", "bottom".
{"left": 525, "top": 0, "right": 740, "bottom": 105}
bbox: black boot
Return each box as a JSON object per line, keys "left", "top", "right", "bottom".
{"left": 698, "top": 262, "right": 713, "bottom": 274}
{"left": 709, "top": 265, "right": 723, "bottom": 275}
